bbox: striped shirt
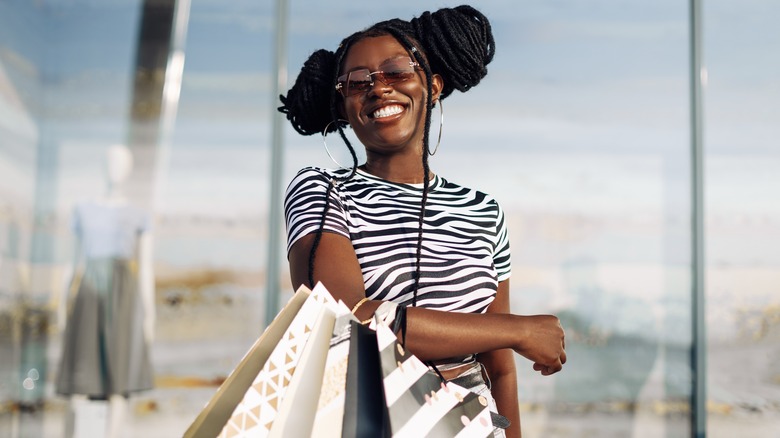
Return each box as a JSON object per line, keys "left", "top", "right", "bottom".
{"left": 284, "top": 166, "right": 511, "bottom": 314}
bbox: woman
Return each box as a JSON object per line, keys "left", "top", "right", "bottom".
{"left": 279, "top": 6, "right": 566, "bottom": 437}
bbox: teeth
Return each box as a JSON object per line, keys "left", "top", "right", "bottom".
{"left": 373, "top": 105, "right": 403, "bottom": 119}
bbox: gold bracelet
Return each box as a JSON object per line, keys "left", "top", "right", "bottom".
{"left": 351, "top": 297, "right": 370, "bottom": 315}
{"left": 360, "top": 317, "right": 373, "bottom": 325}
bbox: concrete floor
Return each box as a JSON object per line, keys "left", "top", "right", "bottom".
{"left": 2, "top": 393, "right": 779, "bottom": 438}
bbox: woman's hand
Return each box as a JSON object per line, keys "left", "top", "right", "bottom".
{"left": 512, "top": 314, "right": 566, "bottom": 375}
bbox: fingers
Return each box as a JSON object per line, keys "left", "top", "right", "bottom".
{"left": 532, "top": 364, "right": 558, "bottom": 376}
{"left": 543, "top": 357, "right": 563, "bottom": 375}
{"left": 532, "top": 353, "right": 564, "bottom": 376}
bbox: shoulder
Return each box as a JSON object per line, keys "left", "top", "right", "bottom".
{"left": 288, "top": 166, "right": 357, "bottom": 185}
{"left": 284, "top": 167, "right": 360, "bottom": 207}
{"left": 287, "top": 167, "right": 337, "bottom": 192}
{"left": 438, "top": 176, "right": 504, "bottom": 208}
{"left": 290, "top": 166, "right": 329, "bottom": 183}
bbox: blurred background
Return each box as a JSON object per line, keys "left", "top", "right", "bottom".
{"left": 0, "top": 0, "right": 778, "bottom": 437}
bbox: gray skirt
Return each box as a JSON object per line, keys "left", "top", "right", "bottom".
{"left": 56, "top": 257, "right": 153, "bottom": 397}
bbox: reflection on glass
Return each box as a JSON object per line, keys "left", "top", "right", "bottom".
{"left": 0, "top": 0, "right": 777, "bottom": 436}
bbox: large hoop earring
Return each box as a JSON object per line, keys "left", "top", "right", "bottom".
{"left": 429, "top": 99, "right": 444, "bottom": 156}
{"left": 322, "top": 119, "right": 350, "bottom": 168}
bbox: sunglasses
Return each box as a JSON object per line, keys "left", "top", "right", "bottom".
{"left": 335, "top": 57, "right": 420, "bottom": 97}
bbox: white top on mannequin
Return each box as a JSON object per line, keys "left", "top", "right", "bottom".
{"left": 74, "top": 145, "right": 149, "bottom": 259}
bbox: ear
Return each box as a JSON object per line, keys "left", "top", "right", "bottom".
{"left": 430, "top": 73, "right": 444, "bottom": 105}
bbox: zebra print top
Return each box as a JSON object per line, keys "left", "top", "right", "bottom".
{"left": 284, "top": 166, "right": 511, "bottom": 314}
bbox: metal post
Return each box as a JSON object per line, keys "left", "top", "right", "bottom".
{"left": 265, "top": 0, "right": 289, "bottom": 325}
{"left": 154, "top": 0, "right": 191, "bottom": 211}
{"left": 689, "top": 0, "right": 706, "bottom": 436}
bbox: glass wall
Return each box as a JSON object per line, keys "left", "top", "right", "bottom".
{"left": 0, "top": 0, "right": 44, "bottom": 422}
{"left": 451, "top": 2, "right": 693, "bottom": 436}
{"left": 0, "top": 0, "right": 777, "bottom": 437}
{"left": 703, "top": 1, "right": 780, "bottom": 436}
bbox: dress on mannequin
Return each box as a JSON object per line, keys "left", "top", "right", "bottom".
{"left": 56, "top": 147, "right": 154, "bottom": 399}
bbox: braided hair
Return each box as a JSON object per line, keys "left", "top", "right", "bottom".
{"left": 278, "top": 5, "right": 495, "bottom": 306}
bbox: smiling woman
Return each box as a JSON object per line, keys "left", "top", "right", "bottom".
{"left": 278, "top": 5, "right": 567, "bottom": 437}
{"left": 339, "top": 35, "right": 442, "bottom": 172}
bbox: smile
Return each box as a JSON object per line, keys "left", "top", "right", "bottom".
{"left": 371, "top": 104, "right": 404, "bottom": 119}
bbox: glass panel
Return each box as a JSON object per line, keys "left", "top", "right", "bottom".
{"left": 703, "top": 1, "right": 780, "bottom": 436}
{"left": 126, "top": 1, "right": 275, "bottom": 435}
{"left": 1, "top": 1, "right": 145, "bottom": 436}
{"left": 6, "top": 1, "right": 775, "bottom": 436}
{"left": 1, "top": 0, "right": 274, "bottom": 436}
{"left": 474, "top": 2, "right": 692, "bottom": 436}
{"left": 0, "top": 1, "right": 44, "bottom": 430}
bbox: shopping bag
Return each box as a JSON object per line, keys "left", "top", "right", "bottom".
{"left": 298, "top": 303, "right": 389, "bottom": 438}
{"left": 184, "top": 283, "right": 338, "bottom": 438}
{"left": 375, "top": 317, "right": 494, "bottom": 438}
{"left": 216, "top": 282, "right": 338, "bottom": 437}
{"left": 183, "top": 286, "right": 310, "bottom": 438}
{"left": 267, "top": 301, "right": 337, "bottom": 437}
{"left": 307, "top": 298, "right": 493, "bottom": 438}
{"left": 340, "top": 319, "right": 390, "bottom": 437}
{"left": 309, "top": 303, "right": 358, "bottom": 436}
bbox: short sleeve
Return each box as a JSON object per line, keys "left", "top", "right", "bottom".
{"left": 284, "top": 167, "right": 349, "bottom": 254}
{"left": 493, "top": 200, "right": 511, "bottom": 281}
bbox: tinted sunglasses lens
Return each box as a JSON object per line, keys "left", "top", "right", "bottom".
{"left": 346, "top": 69, "right": 372, "bottom": 95}
{"left": 377, "top": 59, "right": 416, "bottom": 84}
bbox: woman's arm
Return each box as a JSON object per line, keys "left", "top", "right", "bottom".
{"left": 477, "top": 280, "right": 520, "bottom": 438}
{"left": 289, "top": 232, "right": 566, "bottom": 372}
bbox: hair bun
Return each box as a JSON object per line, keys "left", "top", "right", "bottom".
{"left": 411, "top": 5, "right": 495, "bottom": 99}
{"left": 278, "top": 49, "right": 337, "bottom": 136}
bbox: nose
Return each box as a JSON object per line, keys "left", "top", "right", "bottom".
{"left": 366, "top": 74, "right": 392, "bottom": 97}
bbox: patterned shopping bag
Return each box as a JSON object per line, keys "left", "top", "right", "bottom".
{"left": 219, "top": 282, "right": 337, "bottom": 437}
{"left": 305, "top": 299, "right": 494, "bottom": 438}
{"left": 184, "top": 283, "right": 337, "bottom": 438}
{"left": 183, "top": 286, "right": 310, "bottom": 438}
{"left": 374, "top": 318, "right": 494, "bottom": 437}
{"left": 266, "top": 301, "right": 337, "bottom": 437}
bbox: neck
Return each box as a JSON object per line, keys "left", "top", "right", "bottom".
{"left": 360, "top": 161, "right": 433, "bottom": 184}
{"left": 361, "top": 147, "right": 433, "bottom": 184}
{"left": 104, "top": 183, "right": 126, "bottom": 204}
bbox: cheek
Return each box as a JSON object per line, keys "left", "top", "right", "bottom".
{"left": 397, "top": 82, "right": 428, "bottom": 107}
{"left": 342, "top": 100, "right": 362, "bottom": 122}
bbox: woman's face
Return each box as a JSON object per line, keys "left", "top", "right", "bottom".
{"left": 339, "top": 35, "right": 442, "bottom": 156}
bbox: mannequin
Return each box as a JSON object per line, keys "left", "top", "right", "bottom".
{"left": 57, "top": 144, "right": 155, "bottom": 438}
